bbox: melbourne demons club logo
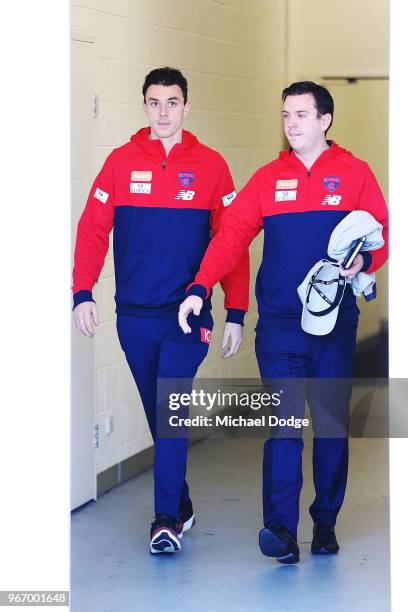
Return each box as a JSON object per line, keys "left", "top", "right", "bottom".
{"left": 200, "top": 328, "right": 212, "bottom": 344}
{"left": 178, "top": 172, "right": 195, "bottom": 188}
{"left": 323, "top": 176, "right": 340, "bottom": 192}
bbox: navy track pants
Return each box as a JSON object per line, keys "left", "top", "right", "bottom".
{"left": 116, "top": 310, "right": 213, "bottom": 520}
{"left": 255, "top": 308, "right": 359, "bottom": 538}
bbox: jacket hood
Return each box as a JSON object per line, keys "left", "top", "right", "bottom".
{"left": 129, "top": 127, "right": 198, "bottom": 161}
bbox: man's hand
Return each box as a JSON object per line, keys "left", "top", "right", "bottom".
{"left": 221, "top": 322, "right": 243, "bottom": 358}
{"left": 339, "top": 253, "right": 364, "bottom": 278}
{"left": 178, "top": 296, "right": 203, "bottom": 333}
{"left": 73, "top": 301, "right": 99, "bottom": 337}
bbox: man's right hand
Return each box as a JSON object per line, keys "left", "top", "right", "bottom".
{"left": 178, "top": 296, "right": 203, "bottom": 334}
{"left": 73, "top": 301, "right": 99, "bottom": 337}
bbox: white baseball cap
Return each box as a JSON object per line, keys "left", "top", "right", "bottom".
{"left": 297, "top": 260, "right": 347, "bottom": 336}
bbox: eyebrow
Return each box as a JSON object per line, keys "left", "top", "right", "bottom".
{"left": 282, "top": 109, "right": 309, "bottom": 113}
{"left": 147, "top": 96, "right": 181, "bottom": 102}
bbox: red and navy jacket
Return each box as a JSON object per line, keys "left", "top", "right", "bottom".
{"left": 72, "top": 128, "right": 249, "bottom": 323}
{"left": 188, "top": 142, "right": 389, "bottom": 318}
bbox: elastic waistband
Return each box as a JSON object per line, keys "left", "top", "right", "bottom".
{"left": 115, "top": 299, "right": 212, "bottom": 317}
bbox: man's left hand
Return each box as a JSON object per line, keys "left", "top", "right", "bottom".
{"left": 339, "top": 253, "right": 364, "bottom": 278}
{"left": 221, "top": 322, "right": 243, "bottom": 358}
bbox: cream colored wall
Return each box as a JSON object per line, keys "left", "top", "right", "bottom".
{"left": 287, "top": 0, "right": 389, "bottom": 341}
{"left": 287, "top": 0, "right": 389, "bottom": 83}
{"left": 71, "top": 0, "right": 287, "bottom": 473}
{"left": 327, "top": 80, "right": 388, "bottom": 340}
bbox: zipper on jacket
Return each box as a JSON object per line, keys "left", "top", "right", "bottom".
{"left": 161, "top": 158, "right": 167, "bottom": 203}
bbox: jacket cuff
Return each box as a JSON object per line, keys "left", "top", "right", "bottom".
{"left": 361, "top": 251, "right": 373, "bottom": 272}
{"left": 226, "top": 308, "right": 245, "bottom": 326}
{"left": 186, "top": 284, "right": 208, "bottom": 300}
{"left": 73, "top": 290, "right": 95, "bottom": 310}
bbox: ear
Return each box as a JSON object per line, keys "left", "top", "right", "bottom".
{"left": 183, "top": 100, "right": 191, "bottom": 117}
{"left": 321, "top": 113, "right": 332, "bottom": 132}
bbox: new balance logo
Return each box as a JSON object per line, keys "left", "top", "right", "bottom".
{"left": 321, "top": 195, "right": 342, "bottom": 206}
{"left": 175, "top": 190, "right": 195, "bottom": 201}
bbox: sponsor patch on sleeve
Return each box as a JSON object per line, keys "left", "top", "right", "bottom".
{"left": 94, "top": 187, "right": 109, "bottom": 203}
{"left": 275, "top": 190, "right": 297, "bottom": 202}
{"left": 222, "top": 190, "right": 237, "bottom": 207}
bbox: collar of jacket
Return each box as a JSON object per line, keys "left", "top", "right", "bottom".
{"left": 278, "top": 140, "right": 349, "bottom": 173}
{"left": 129, "top": 127, "right": 198, "bottom": 161}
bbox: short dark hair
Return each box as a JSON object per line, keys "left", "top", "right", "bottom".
{"left": 282, "top": 81, "right": 334, "bottom": 133}
{"left": 142, "top": 67, "right": 188, "bottom": 103}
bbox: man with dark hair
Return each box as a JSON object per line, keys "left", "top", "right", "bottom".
{"left": 142, "top": 66, "right": 188, "bottom": 103}
{"left": 72, "top": 67, "right": 249, "bottom": 554}
{"left": 179, "top": 81, "right": 388, "bottom": 563}
{"left": 282, "top": 80, "right": 334, "bottom": 130}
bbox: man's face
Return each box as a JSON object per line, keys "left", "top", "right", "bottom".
{"left": 144, "top": 84, "right": 190, "bottom": 140}
{"left": 282, "top": 93, "right": 331, "bottom": 154}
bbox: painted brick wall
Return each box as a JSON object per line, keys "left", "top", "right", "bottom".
{"left": 287, "top": 0, "right": 389, "bottom": 82}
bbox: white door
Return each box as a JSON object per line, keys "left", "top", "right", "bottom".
{"left": 71, "top": 33, "right": 96, "bottom": 509}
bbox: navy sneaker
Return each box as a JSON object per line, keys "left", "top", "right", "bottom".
{"left": 150, "top": 515, "right": 183, "bottom": 554}
{"left": 311, "top": 524, "right": 339, "bottom": 554}
{"left": 179, "top": 500, "right": 195, "bottom": 534}
{"left": 259, "top": 525, "right": 300, "bottom": 564}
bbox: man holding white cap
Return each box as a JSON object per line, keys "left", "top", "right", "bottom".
{"left": 298, "top": 209, "right": 385, "bottom": 335}
{"left": 178, "top": 82, "right": 388, "bottom": 563}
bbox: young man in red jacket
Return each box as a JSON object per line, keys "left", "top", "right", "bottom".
{"left": 72, "top": 67, "right": 249, "bottom": 554}
{"left": 179, "top": 81, "right": 389, "bottom": 563}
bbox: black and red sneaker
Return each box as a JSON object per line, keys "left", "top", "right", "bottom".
{"left": 150, "top": 515, "right": 183, "bottom": 554}
{"left": 179, "top": 500, "right": 196, "bottom": 534}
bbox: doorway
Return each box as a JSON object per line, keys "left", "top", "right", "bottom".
{"left": 71, "top": 32, "right": 97, "bottom": 509}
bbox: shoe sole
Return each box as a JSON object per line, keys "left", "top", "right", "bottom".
{"left": 259, "top": 528, "right": 299, "bottom": 564}
{"left": 182, "top": 514, "right": 196, "bottom": 534}
{"left": 150, "top": 528, "right": 181, "bottom": 554}
{"left": 311, "top": 547, "right": 339, "bottom": 555}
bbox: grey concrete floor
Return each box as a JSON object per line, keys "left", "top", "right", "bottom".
{"left": 71, "top": 436, "right": 390, "bottom": 612}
